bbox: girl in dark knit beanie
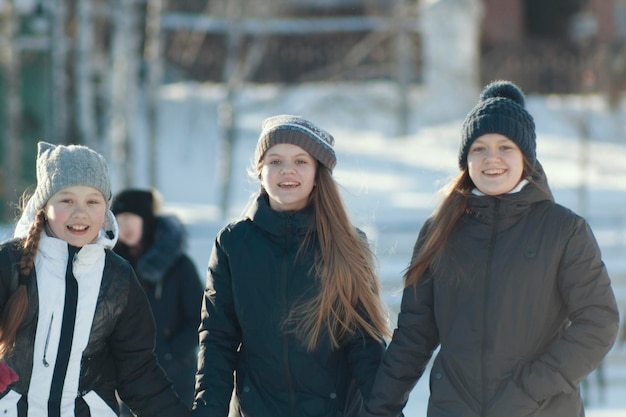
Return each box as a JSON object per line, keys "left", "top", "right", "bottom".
{"left": 362, "top": 81, "right": 619, "bottom": 417}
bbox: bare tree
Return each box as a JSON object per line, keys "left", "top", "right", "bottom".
{"left": 108, "top": 0, "right": 141, "bottom": 189}
{"left": 48, "top": 0, "right": 69, "bottom": 143}
{"left": 75, "top": 0, "right": 98, "bottom": 149}
{"left": 394, "top": 0, "right": 414, "bottom": 137}
{"left": 144, "top": 0, "right": 164, "bottom": 188}
{"left": 216, "top": 0, "right": 273, "bottom": 218}
{"left": 0, "top": 0, "right": 22, "bottom": 221}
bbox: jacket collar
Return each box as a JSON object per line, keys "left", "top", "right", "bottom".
{"left": 246, "top": 193, "right": 313, "bottom": 238}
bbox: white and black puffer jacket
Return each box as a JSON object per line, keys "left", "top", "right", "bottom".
{"left": 0, "top": 210, "right": 189, "bottom": 417}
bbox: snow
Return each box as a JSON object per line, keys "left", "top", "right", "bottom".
{"left": 3, "top": 81, "right": 625, "bottom": 415}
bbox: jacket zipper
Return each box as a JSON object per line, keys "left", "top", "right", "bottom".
{"left": 481, "top": 199, "right": 500, "bottom": 416}
{"left": 281, "top": 215, "right": 296, "bottom": 415}
{"left": 42, "top": 314, "right": 54, "bottom": 367}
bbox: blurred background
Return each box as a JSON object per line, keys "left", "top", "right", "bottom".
{"left": 0, "top": 0, "right": 625, "bottom": 221}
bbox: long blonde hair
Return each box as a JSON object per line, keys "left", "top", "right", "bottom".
{"left": 404, "top": 158, "right": 547, "bottom": 288}
{"left": 0, "top": 209, "right": 46, "bottom": 357}
{"left": 257, "top": 163, "right": 391, "bottom": 350}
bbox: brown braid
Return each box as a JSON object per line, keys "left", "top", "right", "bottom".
{"left": 19, "top": 210, "right": 46, "bottom": 276}
{"left": 0, "top": 209, "right": 46, "bottom": 358}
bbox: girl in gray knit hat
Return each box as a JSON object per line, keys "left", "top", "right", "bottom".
{"left": 361, "top": 81, "right": 619, "bottom": 417}
{"left": 192, "top": 115, "right": 390, "bottom": 417}
{"left": 0, "top": 142, "right": 190, "bottom": 417}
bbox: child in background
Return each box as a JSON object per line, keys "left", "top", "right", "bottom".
{"left": 113, "top": 188, "right": 203, "bottom": 411}
{"left": 0, "top": 142, "right": 189, "bottom": 417}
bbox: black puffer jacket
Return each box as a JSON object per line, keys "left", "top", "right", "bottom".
{"left": 193, "top": 194, "right": 385, "bottom": 417}
{"left": 115, "top": 215, "right": 203, "bottom": 407}
{"left": 363, "top": 172, "right": 619, "bottom": 417}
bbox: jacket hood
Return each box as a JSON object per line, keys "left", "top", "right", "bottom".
{"left": 468, "top": 161, "right": 553, "bottom": 221}
{"left": 115, "top": 214, "right": 187, "bottom": 284}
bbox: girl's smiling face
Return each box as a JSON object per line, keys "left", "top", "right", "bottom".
{"left": 260, "top": 143, "right": 318, "bottom": 211}
{"left": 467, "top": 133, "right": 524, "bottom": 196}
{"left": 45, "top": 185, "right": 107, "bottom": 247}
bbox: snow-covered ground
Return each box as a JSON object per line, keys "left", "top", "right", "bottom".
{"left": 3, "top": 81, "right": 625, "bottom": 415}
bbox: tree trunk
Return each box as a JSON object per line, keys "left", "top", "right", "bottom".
{"left": 218, "top": 0, "right": 271, "bottom": 218}
{"left": 109, "top": 0, "right": 140, "bottom": 189}
{"left": 75, "top": 0, "right": 98, "bottom": 149}
{"left": 0, "top": 0, "right": 22, "bottom": 221}
{"left": 144, "top": 0, "right": 164, "bottom": 188}
{"left": 394, "top": 0, "right": 412, "bottom": 137}
{"left": 48, "top": 0, "right": 69, "bottom": 143}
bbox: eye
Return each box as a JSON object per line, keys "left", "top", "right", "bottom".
{"left": 296, "top": 159, "right": 308, "bottom": 165}
{"left": 268, "top": 159, "right": 281, "bottom": 165}
{"left": 470, "top": 146, "right": 485, "bottom": 153}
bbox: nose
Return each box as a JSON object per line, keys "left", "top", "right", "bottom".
{"left": 280, "top": 161, "right": 296, "bottom": 173}
{"left": 484, "top": 147, "right": 500, "bottom": 161}
{"left": 71, "top": 203, "right": 88, "bottom": 217}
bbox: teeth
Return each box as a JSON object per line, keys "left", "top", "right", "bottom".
{"left": 484, "top": 169, "right": 504, "bottom": 175}
{"left": 280, "top": 182, "right": 299, "bottom": 186}
{"left": 69, "top": 225, "right": 88, "bottom": 231}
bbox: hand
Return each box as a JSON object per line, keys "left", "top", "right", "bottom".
{"left": 486, "top": 379, "right": 539, "bottom": 417}
{"left": 0, "top": 362, "right": 18, "bottom": 392}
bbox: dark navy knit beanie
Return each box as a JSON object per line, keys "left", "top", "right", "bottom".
{"left": 459, "top": 80, "right": 536, "bottom": 169}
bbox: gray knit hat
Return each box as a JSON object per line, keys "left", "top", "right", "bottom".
{"left": 459, "top": 80, "right": 536, "bottom": 169}
{"left": 255, "top": 115, "right": 337, "bottom": 170}
{"left": 30, "top": 141, "right": 112, "bottom": 210}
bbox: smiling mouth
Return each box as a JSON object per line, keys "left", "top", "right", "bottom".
{"left": 483, "top": 169, "right": 506, "bottom": 175}
{"left": 279, "top": 181, "right": 300, "bottom": 187}
{"left": 68, "top": 225, "right": 88, "bottom": 231}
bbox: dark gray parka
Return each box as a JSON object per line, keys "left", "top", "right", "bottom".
{"left": 363, "top": 171, "right": 619, "bottom": 417}
{"left": 193, "top": 194, "right": 385, "bottom": 417}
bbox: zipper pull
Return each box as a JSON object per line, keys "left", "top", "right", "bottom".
{"left": 42, "top": 314, "right": 53, "bottom": 367}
